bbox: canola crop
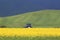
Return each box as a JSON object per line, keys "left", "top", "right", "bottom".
{"left": 0, "top": 28, "right": 60, "bottom": 37}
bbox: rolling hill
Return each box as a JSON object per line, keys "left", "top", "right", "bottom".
{"left": 0, "top": 10, "right": 60, "bottom": 28}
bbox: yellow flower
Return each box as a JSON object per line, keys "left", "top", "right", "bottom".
{"left": 0, "top": 28, "right": 60, "bottom": 37}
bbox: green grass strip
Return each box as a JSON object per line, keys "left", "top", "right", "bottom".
{"left": 0, "top": 36, "right": 60, "bottom": 40}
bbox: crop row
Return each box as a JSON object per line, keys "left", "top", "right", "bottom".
{"left": 0, "top": 28, "right": 60, "bottom": 37}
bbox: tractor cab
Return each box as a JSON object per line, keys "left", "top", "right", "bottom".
{"left": 24, "top": 23, "right": 32, "bottom": 28}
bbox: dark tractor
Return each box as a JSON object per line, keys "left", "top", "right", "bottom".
{"left": 24, "top": 23, "right": 32, "bottom": 28}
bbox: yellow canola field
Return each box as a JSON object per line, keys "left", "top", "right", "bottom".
{"left": 0, "top": 28, "right": 60, "bottom": 37}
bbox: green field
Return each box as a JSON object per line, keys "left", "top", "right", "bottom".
{"left": 0, "top": 10, "right": 60, "bottom": 28}
{"left": 0, "top": 36, "right": 60, "bottom": 40}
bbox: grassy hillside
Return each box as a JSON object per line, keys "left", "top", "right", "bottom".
{"left": 1, "top": 10, "right": 60, "bottom": 28}
{"left": 0, "top": 18, "right": 3, "bottom": 25}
